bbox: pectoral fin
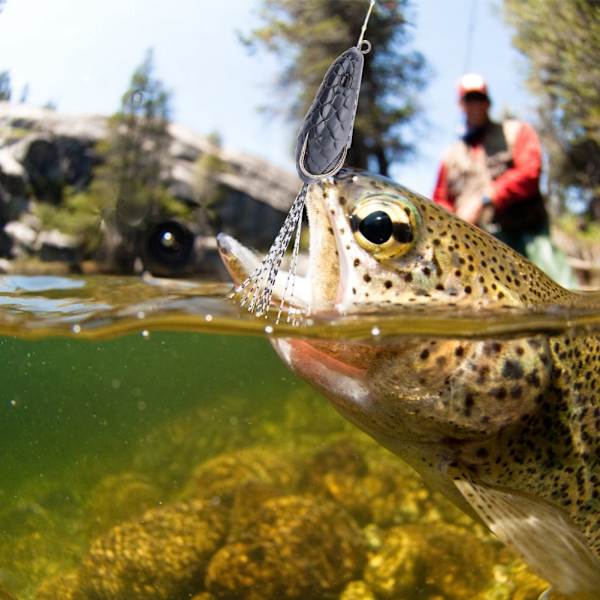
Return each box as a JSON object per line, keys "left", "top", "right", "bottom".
{"left": 453, "top": 470, "right": 600, "bottom": 597}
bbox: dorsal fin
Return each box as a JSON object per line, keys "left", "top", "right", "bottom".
{"left": 453, "top": 470, "right": 600, "bottom": 597}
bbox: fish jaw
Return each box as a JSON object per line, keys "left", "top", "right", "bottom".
{"left": 215, "top": 233, "right": 310, "bottom": 310}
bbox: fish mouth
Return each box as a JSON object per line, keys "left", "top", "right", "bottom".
{"left": 216, "top": 178, "right": 345, "bottom": 316}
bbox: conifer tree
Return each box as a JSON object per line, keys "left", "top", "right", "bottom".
{"left": 102, "top": 49, "right": 172, "bottom": 226}
{"left": 243, "top": 0, "right": 426, "bottom": 175}
{"left": 504, "top": 0, "right": 600, "bottom": 220}
{"left": 0, "top": 71, "right": 11, "bottom": 102}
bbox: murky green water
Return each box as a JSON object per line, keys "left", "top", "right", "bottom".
{"left": 0, "top": 275, "right": 598, "bottom": 599}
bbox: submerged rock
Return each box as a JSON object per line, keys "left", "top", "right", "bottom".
{"left": 35, "top": 572, "right": 82, "bottom": 600}
{"left": 85, "top": 471, "right": 164, "bottom": 533}
{"left": 184, "top": 446, "right": 299, "bottom": 506}
{"left": 364, "top": 522, "right": 497, "bottom": 599}
{"left": 78, "top": 499, "right": 227, "bottom": 600}
{"left": 304, "top": 439, "right": 437, "bottom": 527}
{"left": 339, "top": 580, "right": 376, "bottom": 600}
{"left": 205, "top": 495, "right": 366, "bottom": 600}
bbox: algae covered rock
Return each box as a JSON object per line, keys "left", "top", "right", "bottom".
{"left": 78, "top": 499, "right": 227, "bottom": 600}
{"left": 184, "top": 446, "right": 299, "bottom": 505}
{"left": 206, "top": 495, "right": 366, "bottom": 599}
{"left": 364, "top": 522, "right": 496, "bottom": 599}
{"left": 339, "top": 580, "right": 376, "bottom": 600}
{"left": 479, "top": 560, "right": 551, "bottom": 600}
{"left": 35, "top": 571, "right": 82, "bottom": 600}
{"left": 304, "top": 438, "right": 436, "bottom": 526}
{"left": 86, "top": 471, "right": 164, "bottom": 533}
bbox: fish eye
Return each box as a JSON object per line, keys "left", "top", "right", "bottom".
{"left": 350, "top": 195, "right": 418, "bottom": 260}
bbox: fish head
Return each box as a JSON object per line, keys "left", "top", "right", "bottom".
{"left": 217, "top": 169, "right": 555, "bottom": 446}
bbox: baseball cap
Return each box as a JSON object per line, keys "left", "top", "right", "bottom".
{"left": 458, "top": 73, "right": 490, "bottom": 101}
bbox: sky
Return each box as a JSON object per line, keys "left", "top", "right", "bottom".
{"left": 0, "top": 0, "right": 534, "bottom": 197}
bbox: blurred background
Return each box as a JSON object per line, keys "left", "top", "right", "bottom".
{"left": 0, "top": 0, "right": 598, "bottom": 285}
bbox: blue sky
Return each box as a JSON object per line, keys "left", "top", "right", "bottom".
{"left": 0, "top": 0, "right": 534, "bottom": 196}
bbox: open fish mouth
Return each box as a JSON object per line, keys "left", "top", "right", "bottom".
{"left": 216, "top": 232, "right": 311, "bottom": 311}
{"left": 216, "top": 178, "right": 344, "bottom": 317}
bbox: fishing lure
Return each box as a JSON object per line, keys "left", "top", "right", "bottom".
{"left": 236, "top": 1, "right": 376, "bottom": 321}
{"left": 296, "top": 1, "right": 374, "bottom": 182}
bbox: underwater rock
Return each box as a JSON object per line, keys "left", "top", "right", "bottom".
{"left": 364, "top": 522, "right": 496, "bottom": 599}
{"left": 304, "top": 439, "right": 437, "bottom": 526}
{"left": 184, "top": 446, "right": 299, "bottom": 506}
{"left": 35, "top": 572, "right": 82, "bottom": 600}
{"left": 78, "top": 499, "right": 227, "bottom": 600}
{"left": 479, "top": 560, "right": 551, "bottom": 600}
{"left": 132, "top": 397, "right": 260, "bottom": 491}
{"left": 86, "top": 471, "right": 164, "bottom": 533}
{"left": 205, "top": 495, "right": 366, "bottom": 600}
{"left": 339, "top": 580, "right": 376, "bottom": 600}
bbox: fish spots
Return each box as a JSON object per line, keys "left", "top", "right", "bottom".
{"left": 353, "top": 258, "right": 360, "bottom": 267}
{"left": 464, "top": 394, "right": 475, "bottom": 416}
{"left": 363, "top": 274, "right": 371, "bottom": 283}
{"left": 491, "top": 387, "right": 507, "bottom": 401}
{"left": 502, "top": 359, "right": 524, "bottom": 380}
{"left": 384, "top": 280, "right": 393, "bottom": 289}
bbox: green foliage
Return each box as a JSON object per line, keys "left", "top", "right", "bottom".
{"left": 33, "top": 50, "right": 182, "bottom": 253}
{"left": 32, "top": 187, "right": 104, "bottom": 253}
{"left": 193, "top": 132, "right": 230, "bottom": 219}
{"left": 0, "top": 71, "right": 11, "bottom": 101}
{"left": 504, "top": 0, "right": 600, "bottom": 219}
{"left": 556, "top": 213, "right": 600, "bottom": 244}
{"left": 242, "top": 0, "right": 427, "bottom": 175}
{"left": 99, "top": 48, "right": 173, "bottom": 227}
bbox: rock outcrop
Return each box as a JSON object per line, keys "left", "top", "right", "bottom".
{"left": 0, "top": 103, "right": 299, "bottom": 276}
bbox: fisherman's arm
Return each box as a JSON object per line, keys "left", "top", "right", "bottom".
{"left": 489, "top": 123, "right": 542, "bottom": 209}
{"left": 432, "top": 162, "right": 456, "bottom": 212}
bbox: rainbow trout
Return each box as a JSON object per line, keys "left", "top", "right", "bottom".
{"left": 217, "top": 170, "right": 600, "bottom": 597}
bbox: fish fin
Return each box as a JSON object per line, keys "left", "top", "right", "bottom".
{"left": 453, "top": 470, "right": 600, "bottom": 596}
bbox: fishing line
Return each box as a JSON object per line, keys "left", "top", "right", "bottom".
{"left": 235, "top": 0, "right": 377, "bottom": 321}
{"left": 463, "top": 0, "right": 478, "bottom": 73}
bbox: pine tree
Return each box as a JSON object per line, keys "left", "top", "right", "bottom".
{"left": 0, "top": 71, "right": 11, "bottom": 102}
{"left": 102, "top": 49, "right": 173, "bottom": 226}
{"left": 504, "top": 0, "right": 600, "bottom": 220}
{"left": 242, "top": 0, "right": 426, "bottom": 175}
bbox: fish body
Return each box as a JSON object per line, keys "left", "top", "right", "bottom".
{"left": 217, "top": 170, "right": 600, "bottom": 597}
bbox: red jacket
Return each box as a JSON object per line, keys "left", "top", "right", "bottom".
{"left": 432, "top": 121, "right": 542, "bottom": 213}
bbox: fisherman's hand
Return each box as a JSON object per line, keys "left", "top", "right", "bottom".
{"left": 456, "top": 195, "right": 483, "bottom": 225}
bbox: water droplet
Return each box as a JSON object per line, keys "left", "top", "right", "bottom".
{"left": 141, "top": 330, "right": 150, "bottom": 338}
{"left": 264, "top": 325, "right": 274, "bottom": 334}
{"left": 137, "top": 311, "right": 145, "bottom": 319}
{"left": 72, "top": 324, "right": 81, "bottom": 334}
{"left": 205, "top": 314, "right": 213, "bottom": 322}
{"left": 111, "top": 379, "right": 121, "bottom": 389}
{"left": 10, "top": 399, "right": 16, "bottom": 407}
{"left": 371, "top": 326, "right": 381, "bottom": 337}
